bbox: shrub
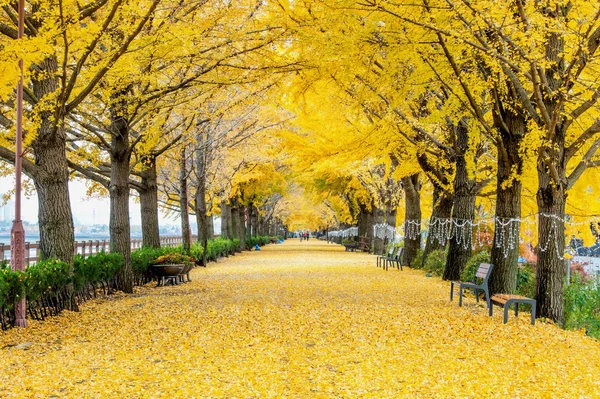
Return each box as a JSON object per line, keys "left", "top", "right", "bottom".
{"left": 0, "top": 263, "right": 25, "bottom": 311}
{"left": 564, "top": 278, "right": 600, "bottom": 340}
{"left": 515, "top": 263, "right": 536, "bottom": 299}
{"left": 190, "top": 243, "right": 204, "bottom": 262}
{"left": 460, "top": 250, "right": 491, "bottom": 282}
{"left": 412, "top": 249, "right": 425, "bottom": 270}
{"left": 131, "top": 247, "right": 163, "bottom": 274}
{"left": 153, "top": 253, "right": 194, "bottom": 265}
{"left": 424, "top": 249, "right": 446, "bottom": 276}
{"left": 25, "top": 259, "right": 71, "bottom": 302}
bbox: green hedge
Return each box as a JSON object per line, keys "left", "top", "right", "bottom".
{"left": 246, "top": 235, "right": 272, "bottom": 249}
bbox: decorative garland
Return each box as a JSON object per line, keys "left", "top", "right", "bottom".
{"left": 328, "top": 213, "right": 600, "bottom": 260}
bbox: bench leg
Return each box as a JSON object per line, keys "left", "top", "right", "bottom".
{"left": 484, "top": 289, "right": 491, "bottom": 311}
{"left": 450, "top": 282, "right": 455, "bottom": 301}
{"left": 503, "top": 304, "right": 510, "bottom": 324}
{"left": 515, "top": 303, "right": 519, "bottom": 317}
{"left": 530, "top": 301, "right": 536, "bottom": 325}
{"left": 489, "top": 302, "right": 494, "bottom": 317}
{"left": 459, "top": 286, "right": 464, "bottom": 307}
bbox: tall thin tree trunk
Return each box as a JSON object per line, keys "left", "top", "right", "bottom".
{"left": 536, "top": 169, "right": 566, "bottom": 323}
{"left": 385, "top": 204, "right": 397, "bottom": 247}
{"left": 221, "top": 200, "right": 230, "bottom": 239}
{"left": 231, "top": 200, "right": 240, "bottom": 249}
{"left": 443, "top": 122, "right": 477, "bottom": 280}
{"left": 139, "top": 159, "right": 160, "bottom": 248}
{"left": 207, "top": 214, "right": 214, "bottom": 240}
{"left": 489, "top": 121, "right": 524, "bottom": 295}
{"left": 109, "top": 109, "right": 132, "bottom": 293}
{"left": 402, "top": 174, "right": 421, "bottom": 266}
{"left": 251, "top": 205, "right": 259, "bottom": 237}
{"left": 179, "top": 148, "right": 190, "bottom": 253}
{"left": 238, "top": 204, "right": 247, "bottom": 250}
{"left": 373, "top": 207, "right": 386, "bottom": 255}
{"left": 195, "top": 134, "right": 209, "bottom": 266}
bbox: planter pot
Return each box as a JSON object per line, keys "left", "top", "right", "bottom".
{"left": 180, "top": 263, "right": 193, "bottom": 283}
{"left": 151, "top": 264, "right": 184, "bottom": 286}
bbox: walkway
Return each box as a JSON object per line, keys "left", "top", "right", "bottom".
{"left": 1, "top": 240, "right": 599, "bottom": 398}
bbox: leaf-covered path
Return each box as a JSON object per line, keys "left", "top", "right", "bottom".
{"left": 1, "top": 240, "right": 600, "bottom": 398}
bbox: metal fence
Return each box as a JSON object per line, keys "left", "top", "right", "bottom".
{"left": 0, "top": 235, "right": 197, "bottom": 265}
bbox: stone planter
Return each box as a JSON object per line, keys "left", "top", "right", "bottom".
{"left": 151, "top": 264, "right": 184, "bottom": 286}
{"left": 179, "top": 263, "right": 193, "bottom": 283}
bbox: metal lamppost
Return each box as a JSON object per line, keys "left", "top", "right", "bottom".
{"left": 11, "top": 0, "right": 27, "bottom": 328}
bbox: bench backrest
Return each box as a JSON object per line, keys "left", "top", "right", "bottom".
{"left": 475, "top": 263, "right": 493, "bottom": 281}
{"left": 395, "top": 247, "right": 403, "bottom": 261}
{"left": 387, "top": 246, "right": 395, "bottom": 256}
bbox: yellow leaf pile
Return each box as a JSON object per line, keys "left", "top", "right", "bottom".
{"left": 1, "top": 241, "right": 599, "bottom": 398}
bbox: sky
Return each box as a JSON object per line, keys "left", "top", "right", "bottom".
{"left": 0, "top": 176, "right": 180, "bottom": 226}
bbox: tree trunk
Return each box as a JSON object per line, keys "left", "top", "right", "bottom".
{"left": 251, "top": 205, "right": 259, "bottom": 237}
{"left": 246, "top": 205, "right": 252, "bottom": 237}
{"left": 535, "top": 123, "right": 568, "bottom": 322}
{"left": 195, "top": 134, "right": 209, "bottom": 266}
{"left": 238, "top": 205, "right": 247, "bottom": 250}
{"left": 357, "top": 202, "right": 373, "bottom": 239}
{"left": 489, "top": 118, "right": 525, "bottom": 296}
{"left": 33, "top": 132, "right": 75, "bottom": 265}
{"left": 231, "top": 201, "right": 240, "bottom": 249}
{"left": 221, "top": 200, "right": 230, "bottom": 239}
{"left": 424, "top": 186, "right": 453, "bottom": 267}
{"left": 30, "top": 55, "right": 75, "bottom": 266}
{"left": 384, "top": 205, "right": 397, "bottom": 247}
{"left": 179, "top": 148, "right": 191, "bottom": 253}
{"left": 139, "top": 159, "right": 160, "bottom": 248}
{"left": 373, "top": 207, "right": 386, "bottom": 255}
{"left": 402, "top": 174, "right": 421, "bottom": 266}
{"left": 443, "top": 122, "right": 477, "bottom": 280}
{"left": 109, "top": 109, "right": 132, "bottom": 293}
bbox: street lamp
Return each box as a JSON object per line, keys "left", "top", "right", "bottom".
{"left": 11, "top": 0, "right": 27, "bottom": 328}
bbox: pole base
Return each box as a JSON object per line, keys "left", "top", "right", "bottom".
{"left": 11, "top": 220, "right": 27, "bottom": 328}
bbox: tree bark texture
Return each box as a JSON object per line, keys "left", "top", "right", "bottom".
{"left": 238, "top": 205, "right": 247, "bottom": 250}
{"left": 489, "top": 115, "right": 525, "bottom": 296}
{"left": 402, "top": 174, "right": 421, "bottom": 266}
{"left": 357, "top": 201, "right": 373, "bottom": 240}
{"left": 384, "top": 205, "right": 397, "bottom": 247}
{"left": 31, "top": 55, "right": 75, "bottom": 267}
{"left": 536, "top": 166, "right": 566, "bottom": 323}
{"left": 373, "top": 207, "right": 386, "bottom": 255}
{"left": 443, "top": 123, "right": 477, "bottom": 281}
{"left": 251, "top": 205, "right": 259, "bottom": 237}
{"left": 139, "top": 159, "right": 160, "bottom": 248}
{"left": 195, "top": 133, "right": 209, "bottom": 266}
{"left": 179, "top": 149, "right": 191, "bottom": 253}
{"left": 534, "top": 30, "right": 570, "bottom": 323}
{"left": 424, "top": 186, "right": 453, "bottom": 267}
{"left": 207, "top": 214, "right": 214, "bottom": 240}
{"left": 109, "top": 104, "right": 133, "bottom": 293}
{"left": 221, "top": 200, "right": 231, "bottom": 239}
{"left": 231, "top": 201, "right": 240, "bottom": 250}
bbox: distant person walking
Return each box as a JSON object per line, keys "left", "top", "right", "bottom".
{"left": 300, "top": 232, "right": 303, "bottom": 242}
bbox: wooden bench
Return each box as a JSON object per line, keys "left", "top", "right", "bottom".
{"left": 377, "top": 246, "right": 395, "bottom": 268}
{"left": 490, "top": 294, "right": 537, "bottom": 325}
{"left": 450, "top": 263, "right": 493, "bottom": 310}
{"left": 358, "top": 236, "right": 371, "bottom": 252}
{"left": 343, "top": 241, "right": 358, "bottom": 251}
{"left": 384, "top": 248, "right": 403, "bottom": 271}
